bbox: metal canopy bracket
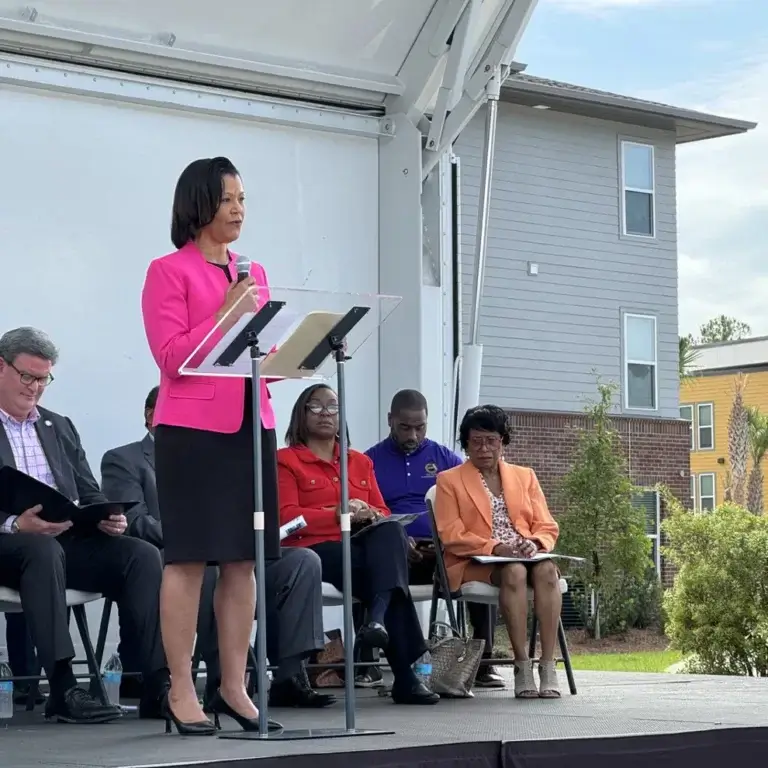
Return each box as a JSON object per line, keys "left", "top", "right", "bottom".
{"left": 418, "top": 0, "right": 538, "bottom": 180}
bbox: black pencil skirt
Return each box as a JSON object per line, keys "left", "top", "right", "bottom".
{"left": 155, "top": 385, "right": 280, "bottom": 565}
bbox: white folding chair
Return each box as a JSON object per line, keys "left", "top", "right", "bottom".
{"left": 0, "top": 587, "right": 109, "bottom": 708}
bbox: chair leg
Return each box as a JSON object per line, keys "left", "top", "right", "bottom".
{"left": 72, "top": 605, "right": 110, "bottom": 706}
{"left": 94, "top": 599, "right": 113, "bottom": 669}
{"left": 528, "top": 615, "right": 538, "bottom": 660}
{"left": 557, "top": 618, "right": 577, "bottom": 695}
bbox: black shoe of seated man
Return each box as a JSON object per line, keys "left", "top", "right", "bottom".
{"left": 390, "top": 680, "right": 440, "bottom": 705}
{"left": 269, "top": 670, "right": 337, "bottom": 709}
{"left": 45, "top": 686, "right": 122, "bottom": 724}
{"left": 475, "top": 665, "right": 506, "bottom": 689}
{"left": 359, "top": 622, "right": 389, "bottom": 650}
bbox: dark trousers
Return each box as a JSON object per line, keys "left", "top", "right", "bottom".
{"left": 197, "top": 547, "right": 325, "bottom": 689}
{"left": 311, "top": 520, "right": 427, "bottom": 676}
{"left": 356, "top": 545, "right": 497, "bottom": 667}
{"left": 0, "top": 531, "right": 166, "bottom": 688}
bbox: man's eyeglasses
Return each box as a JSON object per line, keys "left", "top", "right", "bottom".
{"left": 3, "top": 359, "right": 54, "bottom": 388}
{"left": 306, "top": 402, "right": 339, "bottom": 416}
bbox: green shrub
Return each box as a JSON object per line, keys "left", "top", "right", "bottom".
{"left": 558, "top": 381, "right": 652, "bottom": 638}
{"left": 662, "top": 497, "right": 768, "bottom": 676}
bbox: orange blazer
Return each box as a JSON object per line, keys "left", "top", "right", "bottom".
{"left": 434, "top": 460, "right": 559, "bottom": 590}
{"left": 277, "top": 445, "right": 390, "bottom": 547}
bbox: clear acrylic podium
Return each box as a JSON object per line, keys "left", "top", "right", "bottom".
{"left": 179, "top": 285, "right": 401, "bottom": 742}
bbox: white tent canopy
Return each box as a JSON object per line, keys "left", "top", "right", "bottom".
{"left": 0, "top": 0, "right": 536, "bottom": 171}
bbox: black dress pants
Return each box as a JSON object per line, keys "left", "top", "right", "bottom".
{"left": 311, "top": 520, "right": 427, "bottom": 674}
{"left": 0, "top": 531, "right": 166, "bottom": 682}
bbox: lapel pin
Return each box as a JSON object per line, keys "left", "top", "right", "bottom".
{"left": 44, "top": 420, "right": 52, "bottom": 427}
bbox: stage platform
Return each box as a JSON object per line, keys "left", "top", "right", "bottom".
{"left": 3, "top": 670, "right": 768, "bottom": 768}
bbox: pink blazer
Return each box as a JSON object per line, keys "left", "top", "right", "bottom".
{"left": 141, "top": 241, "right": 276, "bottom": 433}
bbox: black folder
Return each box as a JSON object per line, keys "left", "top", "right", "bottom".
{"left": 0, "top": 465, "right": 139, "bottom": 526}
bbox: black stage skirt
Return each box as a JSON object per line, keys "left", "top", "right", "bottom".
{"left": 155, "top": 381, "right": 280, "bottom": 564}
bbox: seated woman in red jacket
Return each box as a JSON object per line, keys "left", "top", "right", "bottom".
{"left": 278, "top": 383, "right": 439, "bottom": 706}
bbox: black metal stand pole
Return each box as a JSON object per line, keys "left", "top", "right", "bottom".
{"left": 248, "top": 333, "right": 270, "bottom": 737}
{"left": 332, "top": 340, "right": 357, "bottom": 731}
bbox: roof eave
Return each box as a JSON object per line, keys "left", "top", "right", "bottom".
{"left": 500, "top": 81, "right": 757, "bottom": 144}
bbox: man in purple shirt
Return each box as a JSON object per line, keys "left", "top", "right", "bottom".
{"left": 365, "top": 389, "right": 503, "bottom": 689}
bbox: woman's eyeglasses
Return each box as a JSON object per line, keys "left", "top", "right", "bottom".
{"left": 468, "top": 435, "right": 501, "bottom": 450}
{"left": 306, "top": 402, "right": 339, "bottom": 416}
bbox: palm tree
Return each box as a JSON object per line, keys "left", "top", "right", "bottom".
{"left": 728, "top": 374, "right": 750, "bottom": 506}
{"left": 746, "top": 406, "right": 768, "bottom": 515}
{"left": 679, "top": 335, "right": 700, "bottom": 379}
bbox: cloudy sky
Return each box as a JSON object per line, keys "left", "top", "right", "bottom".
{"left": 516, "top": 0, "right": 767, "bottom": 339}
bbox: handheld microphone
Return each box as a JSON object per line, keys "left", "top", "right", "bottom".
{"left": 235, "top": 253, "right": 251, "bottom": 283}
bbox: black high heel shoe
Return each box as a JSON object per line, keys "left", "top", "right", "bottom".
{"left": 209, "top": 689, "right": 283, "bottom": 733}
{"left": 161, "top": 692, "right": 216, "bottom": 736}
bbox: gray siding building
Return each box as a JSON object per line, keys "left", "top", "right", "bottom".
{"left": 456, "top": 71, "right": 755, "bottom": 420}
{"left": 454, "top": 70, "right": 755, "bottom": 573}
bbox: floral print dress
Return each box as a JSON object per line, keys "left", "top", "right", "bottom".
{"left": 481, "top": 475, "right": 527, "bottom": 555}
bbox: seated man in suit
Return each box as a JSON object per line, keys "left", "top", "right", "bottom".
{"left": 0, "top": 327, "right": 169, "bottom": 723}
{"left": 364, "top": 389, "right": 503, "bottom": 689}
{"left": 101, "top": 385, "right": 333, "bottom": 709}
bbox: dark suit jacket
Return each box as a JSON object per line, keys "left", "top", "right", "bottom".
{"left": 100, "top": 434, "right": 162, "bottom": 548}
{"left": 0, "top": 407, "right": 107, "bottom": 528}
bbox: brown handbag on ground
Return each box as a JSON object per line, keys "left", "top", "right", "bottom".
{"left": 308, "top": 629, "right": 346, "bottom": 689}
{"left": 428, "top": 621, "right": 486, "bottom": 698}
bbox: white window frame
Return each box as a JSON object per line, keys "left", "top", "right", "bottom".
{"left": 690, "top": 474, "right": 696, "bottom": 509}
{"left": 698, "top": 473, "right": 716, "bottom": 512}
{"left": 620, "top": 140, "right": 656, "bottom": 239}
{"left": 696, "top": 403, "right": 714, "bottom": 451}
{"left": 679, "top": 404, "right": 694, "bottom": 450}
{"left": 623, "top": 312, "right": 658, "bottom": 411}
{"left": 633, "top": 489, "right": 662, "bottom": 575}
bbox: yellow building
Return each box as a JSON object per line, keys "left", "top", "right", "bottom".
{"left": 680, "top": 337, "right": 768, "bottom": 510}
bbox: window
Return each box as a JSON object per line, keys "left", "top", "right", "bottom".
{"left": 621, "top": 141, "right": 655, "bottom": 237}
{"left": 633, "top": 490, "right": 661, "bottom": 574}
{"left": 698, "top": 473, "right": 715, "bottom": 512}
{"left": 697, "top": 403, "right": 714, "bottom": 450}
{"left": 624, "top": 313, "right": 657, "bottom": 410}
{"left": 690, "top": 474, "right": 696, "bottom": 508}
{"left": 680, "top": 405, "right": 694, "bottom": 450}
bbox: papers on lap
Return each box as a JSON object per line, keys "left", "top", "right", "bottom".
{"left": 351, "top": 512, "right": 421, "bottom": 537}
{"left": 472, "top": 553, "right": 586, "bottom": 565}
{"left": 0, "top": 465, "right": 139, "bottom": 526}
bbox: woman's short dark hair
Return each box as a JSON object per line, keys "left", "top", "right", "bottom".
{"left": 171, "top": 157, "right": 240, "bottom": 249}
{"left": 458, "top": 405, "right": 511, "bottom": 451}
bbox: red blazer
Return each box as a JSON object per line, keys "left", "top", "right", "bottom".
{"left": 142, "top": 241, "right": 276, "bottom": 433}
{"left": 277, "top": 445, "right": 390, "bottom": 547}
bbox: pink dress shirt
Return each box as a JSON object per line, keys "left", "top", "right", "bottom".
{"left": 141, "top": 241, "right": 276, "bottom": 433}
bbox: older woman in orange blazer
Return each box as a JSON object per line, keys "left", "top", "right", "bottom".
{"left": 434, "top": 405, "right": 562, "bottom": 699}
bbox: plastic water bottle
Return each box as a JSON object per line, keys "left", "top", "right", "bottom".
{"left": 0, "top": 649, "right": 13, "bottom": 719}
{"left": 413, "top": 650, "right": 432, "bottom": 688}
{"left": 102, "top": 653, "right": 122, "bottom": 707}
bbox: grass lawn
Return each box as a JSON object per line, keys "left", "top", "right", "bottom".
{"left": 567, "top": 650, "right": 682, "bottom": 673}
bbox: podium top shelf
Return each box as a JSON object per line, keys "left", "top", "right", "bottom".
{"left": 179, "top": 284, "right": 401, "bottom": 381}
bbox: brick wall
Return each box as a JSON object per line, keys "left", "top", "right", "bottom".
{"left": 502, "top": 410, "right": 691, "bottom": 586}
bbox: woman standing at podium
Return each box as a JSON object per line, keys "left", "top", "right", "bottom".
{"left": 141, "top": 157, "right": 282, "bottom": 735}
